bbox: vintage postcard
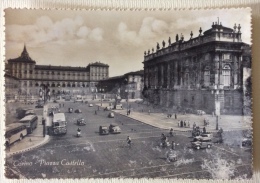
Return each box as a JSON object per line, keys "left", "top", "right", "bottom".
{"left": 3, "top": 8, "right": 252, "bottom": 180}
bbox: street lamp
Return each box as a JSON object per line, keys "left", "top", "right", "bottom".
{"left": 124, "top": 78, "right": 129, "bottom": 111}
{"left": 211, "top": 84, "right": 221, "bottom": 130}
{"left": 99, "top": 88, "right": 104, "bottom": 106}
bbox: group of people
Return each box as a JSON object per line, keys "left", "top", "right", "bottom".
{"left": 178, "top": 120, "right": 190, "bottom": 128}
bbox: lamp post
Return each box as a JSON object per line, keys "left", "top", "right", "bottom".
{"left": 99, "top": 88, "right": 104, "bottom": 106}
{"left": 124, "top": 78, "right": 130, "bottom": 111}
{"left": 211, "top": 85, "right": 221, "bottom": 130}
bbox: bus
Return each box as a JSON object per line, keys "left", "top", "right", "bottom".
{"left": 52, "top": 113, "right": 67, "bottom": 135}
{"left": 5, "top": 123, "right": 28, "bottom": 147}
{"left": 19, "top": 115, "right": 38, "bottom": 134}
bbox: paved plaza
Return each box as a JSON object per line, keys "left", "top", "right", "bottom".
{"left": 5, "top": 99, "right": 252, "bottom": 179}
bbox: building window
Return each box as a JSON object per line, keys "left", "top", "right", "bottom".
{"left": 223, "top": 65, "right": 231, "bottom": 87}
{"left": 204, "top": 66, "right": 210, "bottom": 86}
{"left": 223, "top": 53, "right": 231, "bottom": 60}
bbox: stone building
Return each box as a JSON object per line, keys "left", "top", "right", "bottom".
{"left": 6, "top": 45, "right": 109, "bottom": 95}
{"left": 143, "top": 21, "right": 251, "bottom": 115}
{"left": 98, "top": 70, "right": 144, "bottom": 99}
{"left": 4, "top": 73, "right": 20, "bottom": 101}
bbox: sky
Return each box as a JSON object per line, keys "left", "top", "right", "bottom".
{"left": 5, "top": 8, "right": 251, "bottom": 77}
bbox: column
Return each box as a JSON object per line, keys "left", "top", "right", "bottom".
{"left": 214, "top": 52, "right": 220, "bottom": 85}
{"left": 167, "top": 63, "right": 170, "bottom": 88}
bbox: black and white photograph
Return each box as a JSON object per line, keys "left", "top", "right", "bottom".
{"left": 4, "top": 8, "right": 252, "bottom": 179}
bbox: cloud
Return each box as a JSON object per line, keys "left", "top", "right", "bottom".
{"left": 6, "top": 15, "right": 104, "bottom": 46}
{"left": 117, "top": 17, "right": 171, "bottom": 46}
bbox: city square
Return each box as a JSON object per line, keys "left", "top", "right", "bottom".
{"left": 4, "top": 9, "right": 252, "bottom": 180}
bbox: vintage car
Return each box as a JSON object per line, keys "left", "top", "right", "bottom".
{"left": 194, "top": 133, "right": 212, "bottom": 141}
{"left": 99, "top": 126, "right": 109, "bottom": 135}
{"left": 68, "top": 108, "right": 73, "bottom": 113}
{"left": 191, "top": 138, "right": 212, "bottom": 150}
{"left": 49, "top": 111, "right": 54, "bottom": 116}
{"left": 109, "top": 124, "right": 121, "bottom": 134}
{"left": 108, "top": 112, "right": 115, "bottom": 118}
{"left": 89, "top": 104, "right": 93, "bottom": 107}
{"left": 196, "top": 110, "right": 206, "bottom": 115}
{"left": 35, "top": 103, "right": 44, "bottom": 108}
{"left": 242, "top": 138, "right": 252, "bottom": 147}
{"left": 75, "top": 109, "right": 82, "bottom": 113}
{"left": 104, "top": 106, "right": 113, "bottom": 111}
{"left": 77, "top": 118, "right": 86, "bottom": 126}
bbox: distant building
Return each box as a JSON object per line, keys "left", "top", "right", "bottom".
{"left": 143, "top": 21, "right": 251, "bottom": 114}
{"left": 6, "top": 45, "right": 109, "bottom": 95}
{"left": 4, "top": 73, "right": 20, "bottom": 101}
{"left": 98, "top": 70, "right": 144, "bottom": 99}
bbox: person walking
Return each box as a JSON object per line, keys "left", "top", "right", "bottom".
{"left": 175, "top": 113, "right": 177, "bottom": 119}
{"left": 126, "top": 136, "right": 132, "bottom": 147}
{"left": 171, "top": 141, "right": 176, "bottom": 150}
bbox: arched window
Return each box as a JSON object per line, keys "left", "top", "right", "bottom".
{"left": 204, "top": 66, "right": 210, "bottom": 86}
{"left": 223, "top": 65, "right": 231, "bottom": 87}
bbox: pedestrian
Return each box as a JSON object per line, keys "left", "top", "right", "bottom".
{"left": 171, "top": 141, "right": 176, "bottom": 150}
{"left": 187, "top": 121, "right": 190, "bottom": 128}
{"left": 184, "top": 121, "right": 186, "bottom": 127}
{"left": 128, "top": 109, "right": 131, "bottom": 115}
{"left": 193, "top": 122, "right": 196, "bottom": 129}
{"left": 175, "top": 113, "right": 177, "bottom": 119}
{"left": 95, "top": 110, "right": 97, "bottom": 115}
{"left": 169, "top": 128, "right": 174, "bottom": 137}
{"left": 203, "top": 127, "right": 206, "bottom": 134}
{"left": 180, "top": 120, "right": 183, "bottom": 127}
{"left": 126, "top": 136, "right": 132, "bottom": 147}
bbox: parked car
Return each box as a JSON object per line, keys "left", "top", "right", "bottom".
{"left": 104, "top": 106, "right": 113, "bottom": 111}
{"left": 75, "top": 109, "right": 82, "bottom": 113}
{"left": 109, "top": 124, "right": 121, "bottom": 134}
{"left": 108, "top": 112, "right": 115, "bottom": 118}
{"left": 68, "top": 108, "right": 73, "bottom": 113}
{"left": 191, "top": 139, "right": 212, "bottom": 150}
{"left": 196, "top": 110, "right": 206, "bottom": 115}
{"left": 77, "top": 118, "right": 86, "bottom": 126}
{"left": 242, "top": 138, "right": 252, "bottom": 147}
{"left": 89, "top": 104, "right": 93, "bottom": 107}
{"left": 99, "top": 126, "right": 109, "bottom": 135}
{"left": 35, "top": 103, "right": 44, "bottom": 108}
{"left": 194, "top": 133, "right": 212, "bottom": 141}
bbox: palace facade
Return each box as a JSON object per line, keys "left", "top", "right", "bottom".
{"left": 143, "top": 21, "right": 251, "bottom": 115}
{"left": 6, "top": 46, "right": 109, "bottom": 95}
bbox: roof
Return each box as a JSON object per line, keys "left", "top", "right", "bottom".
{"left": 35, "top": 65, "right": 88, "bottom": 71}
{"left": 8, "top": 45, "right": 36, "bottom": 64}
{"left": 203, "top": 24, "right": 234, "bottom": 35}
{"left": 53, "top": 113, "right": 66, "bottom": 122}
{"left": 19, "top": 115, "right": 37, "bottom": 122}
{"left": 124, "top": 70, "right": 144, "bottom": 76}
{"left": 6, "top": 123, "right": 26, "bottom": 132}
{"left": 88, "top": 62, "right": 109, "bottom": 67}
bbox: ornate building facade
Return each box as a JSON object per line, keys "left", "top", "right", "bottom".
{"left": 6, "top": 45, "right": 109, "bottom": 95}
{"left": 143, "top": 21, "right": 251, "bottom": 115}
